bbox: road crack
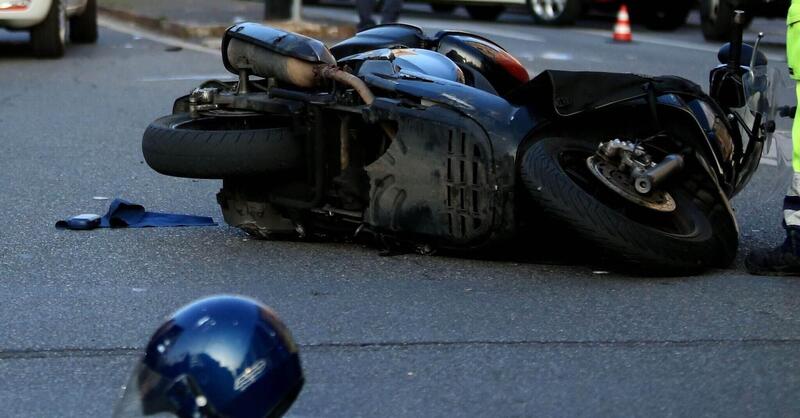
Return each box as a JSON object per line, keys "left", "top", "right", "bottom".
{"left": 2, "top": 338, "right": 800, "bottom": 359}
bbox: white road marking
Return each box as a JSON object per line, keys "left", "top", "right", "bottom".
{"left": 540, "top": 51, "right": 573, "bottom": 61}
{"left": 362, "top": 7, "right": 786, "bottom": 61}
{"left": 101, "top": 7, "right": 780, "bottom": 65}
{"left": 356, "top": 9, "right": 780, "bottom": 59}
{"left": 393, "top": 15, "right": 545, "bottom": 43}
{"left": 575, "top": 27, "right": 787, "bottom": 63}
{"left": 98, "top": 17, "right": 230, "bottom": 82}
{"left": 450, "top": 25, "right": 545, "bottom": 43}
{"left": 97, "top": 15, "right": 218, "bottom": 56}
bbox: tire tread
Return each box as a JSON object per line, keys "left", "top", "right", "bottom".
{"left": 142, "top": 113, "right": 301, "bottom": 179}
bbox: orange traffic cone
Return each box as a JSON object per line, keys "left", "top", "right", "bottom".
{"left": 613, "top": 4, "right": 632, "bottom": 42}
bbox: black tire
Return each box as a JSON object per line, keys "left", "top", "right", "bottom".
{"left": 526, "top": 0, "right": 581, "bottom": 25}
{"left": 520, "top": 137, "right": 738, "bottom": 274}
{"left": 634, "top": 1, "right": 691, "bottom": 31}
{"left": 701, "top": 0, "right": 753, "bottom": 41}
{"left": 465, "top": 5, "right": 505, "bottom": 21}
{"left": 431, "top": 3, "right": 457, "bottom": 13}
{"left": 30, "top": 0, "right": 65, "bottom": 58}
{"left": 142, "top": 113, "right": 302, "bottom": 179}
{"left": 69, "top": 0, "right": 97, "bottom": 43}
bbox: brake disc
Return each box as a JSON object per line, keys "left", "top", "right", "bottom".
{"left": 586, "top": 156, "right": 676, "bottom": 212}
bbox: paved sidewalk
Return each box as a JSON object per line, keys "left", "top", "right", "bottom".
{"left": 97, "top": 0, "right": 356, "bottom": 42}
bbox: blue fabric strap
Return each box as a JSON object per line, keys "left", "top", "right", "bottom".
{"left": 57, "top": 199, "right": 216, "bottom": 229}
{"left": 100, "top": 199, "right": 216, "bottom": 228}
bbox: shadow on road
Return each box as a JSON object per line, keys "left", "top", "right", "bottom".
{"left": 0, "top": 30, "right": 36, "bottom": 59}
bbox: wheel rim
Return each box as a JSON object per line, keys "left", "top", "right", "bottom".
{"left": 557, "top": 145, "right": 702, "bottom": 238}
{"left": 58, "top": 0, "right": 65, "bottom": 45}
{"left": 707, "top": 0, "right": 720, "bottom": 21}
{"left": 531, "top": 0, "right": 567, "bottom": 20}
{"left": 586, "top": 155, "right": 677, "bottom": 212}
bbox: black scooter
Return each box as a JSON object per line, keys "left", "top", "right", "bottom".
{"left": 143, "top": 11, "right": 776, "bottom": 273}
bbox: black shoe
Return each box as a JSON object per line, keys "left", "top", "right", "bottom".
{"left": 745, "top": 243, "right": 800, "bottom": 276}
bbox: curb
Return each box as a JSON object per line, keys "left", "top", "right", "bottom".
{"left": 97, "top": 6, "right": 356, "bottom": 42}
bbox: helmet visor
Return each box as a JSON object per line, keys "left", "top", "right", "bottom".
{"left": 113, "top": 360, "right": 210, "bottom": 418}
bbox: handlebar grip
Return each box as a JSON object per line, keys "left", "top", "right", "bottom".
{"left": 728, "top": 10, "right": 746, "bottom": 70}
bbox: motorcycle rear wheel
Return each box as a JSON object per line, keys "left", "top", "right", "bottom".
{"left": 142, "top": 113, "right": 301, "bottom": 179}
{"left": 520, "top": 137, "right": 738, "bottom": 274}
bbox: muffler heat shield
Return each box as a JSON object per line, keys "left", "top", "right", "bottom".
{"left": 222, "top": 22, "right": 336, "bottom": 88}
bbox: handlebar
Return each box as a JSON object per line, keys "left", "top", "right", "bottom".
{"left": 727, "top": 10, "right": 746, "bottom": 70}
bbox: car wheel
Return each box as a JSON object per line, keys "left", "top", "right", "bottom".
{"left": 465, "top": 5, "right": 505, "bottom": 21}
{"left": 30, "top": 0, "right": 65, "bottom": 58}
{"left": 633, "top": 0, "right": 692, "bottom": 31}
{"left": 526, "top": 0, "right": 581, "bottom": 25}
{"left": 70, "top": 0, "right": 97, "bottom": 43}
{"left": 701, "top": 0, "right": 753, "bottom": 41}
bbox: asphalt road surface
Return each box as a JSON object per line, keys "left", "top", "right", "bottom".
{"left": 1, "top": 6, "right": 800, "bottom": 417}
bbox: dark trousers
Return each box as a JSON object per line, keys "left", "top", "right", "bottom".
{"left": 356, "top": 0, "right": 403, "bottom": 31}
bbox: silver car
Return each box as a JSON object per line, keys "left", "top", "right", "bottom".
{"left": 0, "top": 0, "right": 97, "bottom": 57}
{"left": 428, "top": 0, "right": 694, "bottom": 30}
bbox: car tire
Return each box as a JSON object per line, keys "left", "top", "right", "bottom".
{"left": 465, "top": 5, "right": 505, "bottom": 21}
{"left": 633, "top": 0, "right": 692, "bottom": 31}
{"left": 701, "top": 0, "right": 753, "bottom": 41}
{"left": 526, "top": 0, "right": 581, "bottom": 25}
{"left": 431, "top": 4, "right": 457, "bottom": 13}
{"left": 142, "top": 113, "right": 303, "bottom": 179}
{"left": 30, "top": 0, "right": 65, "bottom": 58}
{"left": 69, "top": 0, "right": 97, "bottom": 43}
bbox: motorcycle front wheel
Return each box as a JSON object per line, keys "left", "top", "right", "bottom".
{"left": 142, "top": 113, "right": 302, "bottom": 179}
{"left": 520, "top": 137, "right": 738, "bottom": 274}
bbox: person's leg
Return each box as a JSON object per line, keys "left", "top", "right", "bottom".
{"left": 745, "top": 83, "right": 800, "bottom": 275}
{"left": 380, "top": 0, "right": 403, "bottom": 24}
{"left": 786, "top": 81, "right": 800, "bottom": 229}
{"left": 356, "top": 0, "right": 376, "bottom": 30}
{"left": 745, "top": 19, "right": 800, "bottom": 275}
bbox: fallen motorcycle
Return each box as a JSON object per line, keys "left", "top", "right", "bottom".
{"left": 143, "top": 13, "right": 777, "bottom": 273}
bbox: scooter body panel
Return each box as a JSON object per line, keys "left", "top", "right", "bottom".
{"left": 364, "top": 99, "right": 516, "bottom": 247}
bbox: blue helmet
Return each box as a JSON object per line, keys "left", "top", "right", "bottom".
{"left": 114, "top": 295, "right": 304, "bottom": 418}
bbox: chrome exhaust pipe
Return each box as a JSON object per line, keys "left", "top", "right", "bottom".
{"left": 226, "top": 38, "right": 321, "bottom": 88}
{"left": 225, "top": 38, "right": 375, "bottom": 105}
